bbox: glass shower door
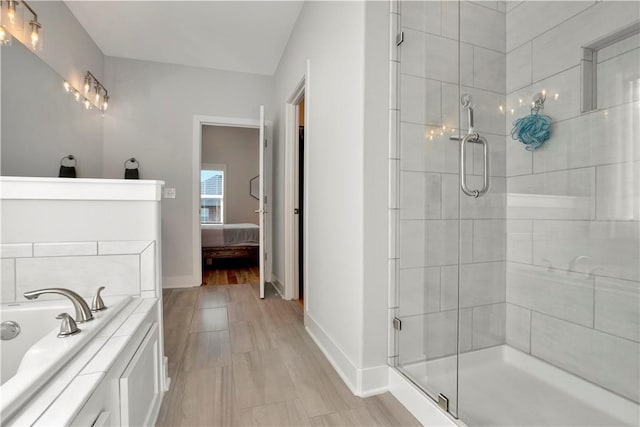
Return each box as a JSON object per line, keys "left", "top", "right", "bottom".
{"left": 394, "top": 0, "right": 463, "bottom": 417}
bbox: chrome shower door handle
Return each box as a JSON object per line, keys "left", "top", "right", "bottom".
{"left": 459, "top": 133, "right": 489, "bottom": 198}
{"left": 477, "top": 135, "right": 489, "bottom": 197}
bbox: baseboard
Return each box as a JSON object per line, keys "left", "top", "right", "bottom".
{"left": 271, "top": 274, "right": 285, "bottom": 297}
{"left": 304, "top": 313, "right": 388, "bottom": 397}
{"left": 358, "top": 365, "right": 389, "bottom": 397}
{"left": 388, "top": 368, "right": 461, "bottom": 427}
{"left": 162, "top": 275, "right": 199, "bottom": 288}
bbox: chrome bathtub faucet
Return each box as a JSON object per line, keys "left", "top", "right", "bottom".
{"left": 23, "top": 288, "right": 94, "bottom": 323}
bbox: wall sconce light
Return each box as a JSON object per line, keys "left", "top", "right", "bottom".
{"left": 1, "top": 0, "right": 42, "bottom": 50}
{"left": 63, "top": 71, "right": 110, "bottom": 114}
{"left": 0, "top": 24, "right": 10, "bottom": 45}
{"left": 0, "top": 1, "right": 15, "bottom": 45}
{"left": 6, "top": 0, "right": 17, "bottom": 25}
{"left": 83, "top": 71, "right": 109, "bottom": 112}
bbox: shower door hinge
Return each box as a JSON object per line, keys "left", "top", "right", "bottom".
{"left": 438, "top": 393, "right": 449, "bottom": 412}
{"left": 392, "top": 317, "right": 402, "bottom": 331}
{"left": 396, "top": 32, "right": 404, "bottom": 46}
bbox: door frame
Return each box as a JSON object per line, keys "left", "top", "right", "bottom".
{"left": 284, "top": 62, "right": 310, "bottom": 302}
{"left": 191, "top": 114, "right": 273, "bottom": 285}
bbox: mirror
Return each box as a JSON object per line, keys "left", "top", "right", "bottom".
{"left": 1, "top": 39, "right": 103, "bottom": 178}
{"left": 249, "top": 175, "right": 259, "bottom": 200}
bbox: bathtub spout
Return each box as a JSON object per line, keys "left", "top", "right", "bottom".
{"left": 23, "top": 288, "right": 94, "bottom": 323}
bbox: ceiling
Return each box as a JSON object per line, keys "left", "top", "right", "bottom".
{"left": 65, "top": 1, "right": 304, "bottom": 76}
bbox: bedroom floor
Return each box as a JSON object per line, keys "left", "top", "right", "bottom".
{"left": 203, "top": 266, "right": 260, "bottom": 285}
{"left": 157, "top": 283, "right": 420, "bottom": 426}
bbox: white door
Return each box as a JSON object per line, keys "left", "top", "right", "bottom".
{"left": 258, "top": 106, "right": 266, "bottom": 299}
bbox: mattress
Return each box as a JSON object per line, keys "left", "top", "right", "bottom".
{"left": 201, "top": 223, "right": 259, "bottom": 247}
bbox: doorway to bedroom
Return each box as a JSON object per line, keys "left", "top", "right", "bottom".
{"left": 200, "top": 125, "right": 261, "bottom": 286}
{"left": 192, "top": 112, "right": 272, "bottom": 298}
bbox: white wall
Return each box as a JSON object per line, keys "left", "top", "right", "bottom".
{"left": 102, "top": 57, "right": 273, "bottom": 286}
{"left": 0, "top": 0, "right": 105, "bottom": 178}
{"left": 201, "top": 125, "right": 259, "bottom": 224}
{"left": 362, "top": 0, "right": 391, "bottom": 378}
{"left": 272, "top": 0, "right": 388, "bottom": 393}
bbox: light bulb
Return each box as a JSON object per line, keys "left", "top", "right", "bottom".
{"left": 102, "top": 95, "right": 109, "bottom": 112}
{"left": 94, "top": 83, "right": 101, "bottom": 103}
{"left": 84, "top": 76, "right": 91, "bottom": 94}
{"left": 554, "top": 93, "right": 559, "bottom": 100}
{"left": 30, "top": 29, "right": 38, "bottom": 50}
{"left": 0, "top": 25, "right": 11, "bottom": 45}
{"left": 74, "top": 90, "right": 81, "bottom": 102}
{"left": 499, "top": 105, "right": 504, "bottom": 113}
{"left": 63, "top": 81, "right": 71, "bottom": 92}
{"left": 7, "top": 4, "right": 16, "bottom": 25}
{"left": 83, "top": 99, "right": 91, "bottom": 110}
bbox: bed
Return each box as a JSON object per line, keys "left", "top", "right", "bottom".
{"left": 201, "top": 223, "right": 259, "bottom": 267}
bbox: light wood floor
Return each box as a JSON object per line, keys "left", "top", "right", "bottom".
{"left": 157, "top": 282, "right": 420, "bottom": 426}
{"left": 203, "top": 267, "right": 260, "bottom": 286}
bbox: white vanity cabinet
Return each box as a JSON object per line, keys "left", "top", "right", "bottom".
{"left": 65, "top": 316, "right": 163, "bottom": 427}
{"left": 120, "top": 323, "right": 161, "bottom": 427}
{"left": 68, "top": 321, "right": 163, "bottom": 427}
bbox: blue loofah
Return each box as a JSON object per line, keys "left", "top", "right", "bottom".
{"left": 511, "top": 112, "right": 552, "bottom": 151}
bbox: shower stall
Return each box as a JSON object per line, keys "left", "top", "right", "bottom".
{"left": 389, "top": 1, "right": 639, "bottom": 425}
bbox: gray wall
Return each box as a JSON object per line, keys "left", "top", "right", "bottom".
{"left": 102, "top": 56, "right": 273, "bottom": 286}
{"left": 202, "top": 125, "right": 259, "bottom": 225}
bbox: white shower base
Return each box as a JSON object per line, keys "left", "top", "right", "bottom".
{"left": 401, "top": 345, "right": 639, "bottom": 426}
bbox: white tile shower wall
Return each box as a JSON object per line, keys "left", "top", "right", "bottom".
{"left": 531, "top": 312, "right": 639, "bottom": 403}
{"left": 395, "top": 0, "right": 508, "bottom": 362}
{"left": 531, "top": 2, "right": 639, "bottom": 82}
{"left": 0, "top": 240, "right": 156, "bottom": 303}
{"left": 505, "top": 1, "right": 640, "bottom": 402}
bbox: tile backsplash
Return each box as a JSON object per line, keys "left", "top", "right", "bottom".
{"left": 0, "top": 240, "right": 156, "bottom": 303}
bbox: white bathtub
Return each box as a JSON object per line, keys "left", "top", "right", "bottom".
{"left": 0, "top": 296, "right": 131, "bottom": 420}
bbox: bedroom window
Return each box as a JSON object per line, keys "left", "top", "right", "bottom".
{"left": 200, "top": 164, "right": 226, "bottom": 224}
